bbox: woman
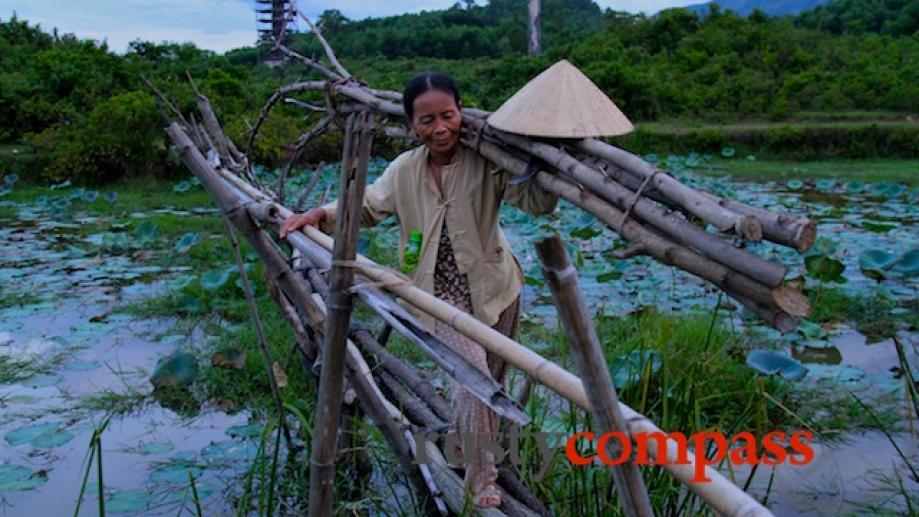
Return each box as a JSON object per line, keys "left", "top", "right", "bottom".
{"left": 279, "top": 72, "right": 558, "bottom": 507}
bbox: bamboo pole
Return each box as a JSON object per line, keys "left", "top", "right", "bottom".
{"left": 536, "top": 235, "right": 653, "bottom": 517}
{"left": 308, "top": 112, "right": 373, "bottom": 517}
{"left": 574, "top": 139, "right": 761, "bottom": 239}
{"left": 491, "top": 129, "right": 786, "bottom": 287}
{"left": 221, "top": 217, "right": 294, "bottom": 449}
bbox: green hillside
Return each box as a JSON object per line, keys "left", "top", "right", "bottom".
{"left": 1, "top": 1, "right": 917, "bottom": 184}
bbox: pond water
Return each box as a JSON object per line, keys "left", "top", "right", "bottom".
{"left": 0, "top": 204, "right": 260, "bottom": 515}
{"left": 1, "top": 164, "right": 917, "bottom": 515}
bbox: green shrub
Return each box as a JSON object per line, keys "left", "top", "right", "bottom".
{"left": 28, "top": 91, "right": 163, "bottom": 184}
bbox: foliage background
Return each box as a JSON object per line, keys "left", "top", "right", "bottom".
{"left": 1, "top": 0, "right": 917, "bottom": 184}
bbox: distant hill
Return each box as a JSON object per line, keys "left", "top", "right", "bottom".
{"left": 795, "top": 0, "right": 919, "bottom": 35}
{"left": 682, "top": 0, "right": 831, "bottom": 16}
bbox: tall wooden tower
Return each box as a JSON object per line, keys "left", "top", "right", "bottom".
{"left": 256, "top": 0, "right": 293, "bottom": 65}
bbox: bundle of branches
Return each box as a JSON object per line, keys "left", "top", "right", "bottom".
{"left": 237, "top": 21, "right": 815, "bottom": 333}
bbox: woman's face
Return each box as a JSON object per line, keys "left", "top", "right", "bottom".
{"left": 409, "top": 89, "right": 462, "bottom": 157}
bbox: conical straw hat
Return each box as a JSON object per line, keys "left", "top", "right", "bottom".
{"left": 487, "top": 59, "right": 633, "bottom": 138}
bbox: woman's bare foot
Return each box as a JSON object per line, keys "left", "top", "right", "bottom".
{"left": 473, "top": 483, "right": 502, "bottom": 508}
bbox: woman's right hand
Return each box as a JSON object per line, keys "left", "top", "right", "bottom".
{"left": 279, "top": 208, "right": 326, "bottom": 238}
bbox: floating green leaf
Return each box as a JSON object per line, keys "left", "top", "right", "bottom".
{"left": 149, "top": 462, "right": 203, "bottom": 485}
{"left": 134, "top": 220, "right": 159, "bottom": 242}
{"left": 859, "top": 249, "right": 897, "bottom": 280}
{"left": 150, "top": 350, "right": 199, "bottom": 389}
{"left": 176, "top": 294, "right": 203, "bottom": 313}
{"left": 0, "top": 465, "right": 47, "bottom": 492}
{"left": 106, "top": 489, "right": 152, "bottom": 513}
{"left": 795, "top": 319, "right": 827, "bottom": 341}
{"left": 173, "top": 181, "right": 192, "bottom": 193}
{"left": 746, "top": 350, "right": 808, "bottom": 381}
{"left": 200, "top": 269, "right": 230, "bottom": 291}
{"left": 815, "top": 179, "right": 835, "bottom": 192}
{"left": 786, "top": 179, "right": 804, "bottom": 190}
{"left": 168, "top": 274, "right": 197, "bottom": 290}
{"left": 845, "top": 181, "right": 865, "bottom": 194}
{"left": 201, "top": 440, "right": 258, "bottom": 465}
{"left": 720, "top": 147, "right": 735, "bottom": 158}
{"left": 609, "top": 350, "right": 662, "bottom": 390}
{"left": 805, "top": 254, "right": 845, "bottom": 283}
{"left": 174, "top": 232, "right": 200, "bottom": 254}
{"left": 4, "top": 421, "right": 73, "bottom": 448}
{"left": 860, "top": 221, "right": 896, "bottom": 233}
{"left": 82, "top": 190, "right": 100, "bottom": 203}
{"left": 136, "top": 441, "right": 175, "bottom": 455}
{"left": 891, "top": 249, "right": 919, "bottom": 277}
{"left": 226, "top": 424, "right": 263, "bottom": 439}
{"left": 104, "top": 191, "right": 118, "bottom": 204}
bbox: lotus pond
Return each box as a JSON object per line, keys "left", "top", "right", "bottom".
{"left": 0, "top": 154, "right": 916, "bottom": 515}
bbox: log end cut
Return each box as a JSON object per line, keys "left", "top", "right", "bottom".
{"left": 734, "top": 215, "right": 763, "bottom": 242}
{"left": 772, "top": 285, "right": 811, "bottom": 318}
{"left": 794, "top": 219, "right": 818, "bottom": 253}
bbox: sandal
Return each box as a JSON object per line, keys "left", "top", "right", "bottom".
{"left": 473, "top": 483, "right": 502, "bottom": 508}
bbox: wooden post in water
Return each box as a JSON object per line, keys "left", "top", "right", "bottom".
{"left": 307, "top": 112, "right": 373, "bottom": 517}
{"left": 535, "top": 234, "right": 653, "bottom": 517}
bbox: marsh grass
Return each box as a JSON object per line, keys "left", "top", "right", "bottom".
{"left": 806, "top": 287, "right": 906, "bottom": 342}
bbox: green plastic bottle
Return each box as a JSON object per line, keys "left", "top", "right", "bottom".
{"left": 401, "top": 230, "right": 422, "bottom": 274}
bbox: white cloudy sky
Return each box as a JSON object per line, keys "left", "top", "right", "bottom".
{"left": 5, "top": 1, "right": 700, "bottom": 53}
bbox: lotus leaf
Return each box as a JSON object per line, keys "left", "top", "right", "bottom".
{"left": 859, "top": 249, "right": 897, "bottom": 280}
{"left": 5, "top": 421, "right": 72, "bottom": 448}
{"left": 720, "top": 147, "right": 735, "bottom": 158}
{"left": 136, "top": 441, "right": 175, "bottom": 455}
{"left": 201, "top": 440, "right": 258, "bottom": 464}
{"left": 795, "top": 319, "right": 827, "bottom": 340}
{"left": 149, "top": 462, "right": 204, "bottom": 485}
{"left": 805, "top": 254, "right": 845, "bottom": 283}
{"left": 150, "top": 350, "right": 199, "bottom": 389}
{"left": 786, "top": 180, "right": 804, "bottom": 190}
{"left": 609, "top": 350, "right": 662, "bottom": 390}
{"left": 168, "top": 274, "right": 197, "bottom": 290}
{"left": 104, "top": 191, "right": 118, "bottom": 204}
{"left": 891, "top": 249, "right": 919, "bottom": 277}
{"left": 746, "top": 350, "right": 808, "bottom": 381}
{"left": 845, "top": 181, "right": 865, "bottom": 194}
{"left": 815, "top": 179, "right": 834, "bottom": 192}
{"left": 0, "top": 465, "right": 47, "bottom": 492}
{"left": 746, "top": 155, "right": 756, "bottom": 161}
{"left": 82, "top": 190, "right": 99, "bottom": 203}
{"left": 173, "top": 181, "right": 192, "bottom": 193}
{"left": 176, "top": 294, "right": 203, "bottom": 313}
{"left": 174, "top": 232, "right": 200, "bottom": 254}
{"left": 860, "top": 221, "right": 896, "bottom": 233}
{"left": 226, "top": 423, "right": 263, "bottom": 439}
{"left": 134, "top": 220, "right": 159, "bottom": 242}
{"left": 106, "top": 489, "right": 152, "bottom": 513}
{"left": 200, "top": 269, "right": 230, "bottom": 291}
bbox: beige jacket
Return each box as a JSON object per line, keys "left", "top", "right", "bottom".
{"left": 319, "top": 145, "right": 558, "bottom": 332}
